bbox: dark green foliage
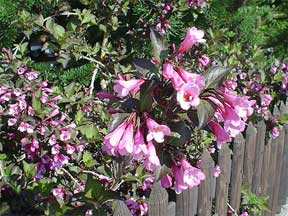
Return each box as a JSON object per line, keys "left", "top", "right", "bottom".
{"left": 33, "top": 63, "right": 95, "bottom": 86}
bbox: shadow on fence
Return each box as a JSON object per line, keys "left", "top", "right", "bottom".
{"left": 113, "top": 103, "right": 288, "bottom": 216}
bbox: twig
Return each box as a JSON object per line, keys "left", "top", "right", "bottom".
{"left": 82, "top": 170, "right": 100, "bottom": 177}
{"left": 61, "top": 168, "right": 81, "bottom": 187}
{"left": 80, "top": 55, "right": 106, "bottom": 68}
{"left": 43, "top": 12, "right": 78, "bottom": 22}
{"left": 89, "top": 65, "right": 99, "bottom": 95}
{"left": 0, "top": 161, "right": 7, "bottom": 183}
{"left": 227, "top": 202, "right": 239, "bottom": 216}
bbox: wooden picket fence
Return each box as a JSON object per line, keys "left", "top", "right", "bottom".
{"left": 113, "top": 105, "right": 288, "bottom": 216}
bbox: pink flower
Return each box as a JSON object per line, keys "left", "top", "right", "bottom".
{"left": 176, "top": 84, "right": 201, "bottom": 110}
{"left": 118, "top": 120, "right": 134, "bottom": 155}
{"left": 143, "top": 141, "right": 161, "bottom": 171}
{"left": 132, "top": 129, "right": 148, "bottom": 160}
{"left": 126, "top": 198, "right": 139, "bottom": 215}
{"left": 162, "top": 61, "right": 174, "bottom": 79}
{"left": 240, "top": 212, "right": 249, "bottom": 216}
{"left": 161, "top": 174, "right": 173, "bottom": 188}
{"left": 146, "top": 118, "right": 171, "bottom": 143}
{"left": 17, "top": 67, "right": 26, "bottom": 75}
{"left": 261, "top": 94, "right": 272, "bottom": 106}
{"left": 49, "top": 134, "right": 57, "bottom": 145}
{"left": 177, "top": 27, "right": 206, "bottom": 53}
{"left": 7, "top": 118, "right": 17, "bottom": 126}
{"left": 18, "top": 122, "right": 34, "bottom": 133}
{"left": 8, "top": 104, "right": 20, "bottom": 115}
{"left": 139, "top": 202, "right": 148, "bottom": 216}
{"left": 270, "top": 67, "right": 277, "bottom": 74}
{"left": 272, "top": 127, "right": 280, "bottom": 139}
{"left": 25, "top": 71, "right": 39, "bottom": 80}
{"left": 52, "top": 154, "right": 69, "bottom": 168}
{"left": 198, "top": 55, "right": 210, "bottom": 66}
{"left": 51, "top": 144, "right": 61, "bottom": 155}
{"left": 102, "top": 120, "right": 128, "bottom": 156}
{"left": 46, "top": 109, "right": 59, "bottom": 120}
{"left": 175, "top": 67, "right": 205, "bottom": 89}
{"left": 113, "top": 79, "right": 145, "bottom": 97}
{"left": 28, "top": 106, "right": 35, "bottom": 116}
{"left": 52, "top": 187, "right": 65, "bottom": 200}
{"left": 142, "top": 176, "right": 154, "bottom": 190}
{"left": 180, "top": 157, "right": 205, "bottom": 189}
{"left": 208, "top": 120, "right": 231, "bottom": 148}
{"left": 172, "top": 163, "right": 188, "bottom": 194}
{"left": 0, "top": 92, "right": 11, "bottom": 101}
{"left": 224, "top": 119, "right": 245, "bottom": 138}
{"left": 60, "top": 130, "right": 71, "bottom": 141}
{"left": 96, "top": 92, "right": 119, "bottom": 99}
{"left": 213, "top": 165, "right": 221, "bottom": 177}
{"left": 66, "top": 144, "right": 75, "bottom": 154}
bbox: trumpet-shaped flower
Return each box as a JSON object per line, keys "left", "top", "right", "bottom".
{"left": 180, "top": 157, "right": 205, "bottom": 189}
{"left": 143, "top": 141, "right": 161, "bottom": 171}
{"left": 113, "top": 79, "right": 144, "bottom": 97}
{"left": 146, "top": 118, "right": 171, "bottom": 143}
{"left": 208, "top": 120, "right": 231, "bottom": 148}
{"left": 176, "top": 84, "right": 201, "bottom": 110}
{"left": 177, "top": 27, "right": 206, "bottom": 53}
{"left": 118, "top": 121, "right": 134, "bottom": 155}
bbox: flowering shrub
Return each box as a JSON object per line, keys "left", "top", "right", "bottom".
{"left": 0, "top": 1, "right": 286, "bottom": 215}
{"left": 99, "top": 26, "right": 255, "bottom": 196}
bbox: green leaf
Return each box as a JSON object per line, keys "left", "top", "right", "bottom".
{"left": 149, "top": 28, "right": 168, "bottom": 62}
{"left": 107, "top": 113, "right": 130, "bottom": 132}
{"left": 196, "top": 100, "right": 216, "bottom": 129}
{"left": 23, "top": 161, "right": 36, "bottom": 179}
{"left": 168, "top": 121, "right": 191, "bottom": 146}
{"left": 140, "top": 80, "right": 156, "bottom": 112}
{"left": 32, "top": 96, "right": 43, "bottom": 118}
{"left": 133, "top": 58, "right": 158, "bottom": 77}
{"left": 83, "top": 151, "right": 97, "bottom": 168}
{"left": 204, "top": 66, "right": 229, "bottom": 89}
{"left": 78, "top": 124, "right": 99, "bottom": 141}
{"left": 75, "top": 110, "right": 85, "bottom": 123}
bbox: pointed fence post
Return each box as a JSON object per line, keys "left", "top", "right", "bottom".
{"left": 148, "top": 182, "right": 169, "bottom": 216}
{"left": 113, "top": 200, "right": 132, "bottom": 216}
{"left": 252, "top": 120, "right": 266, "bottom": 194}
{"left": 197, "top": 151, "right": 214, "bottom": 216}
{"left": 229, "top": 133, "right": 245, "bottom": 213}
{"left": 215, "top": 144, "right": 232, "bottom": 215}
{"left": 176, "top": 187, "right": 198, "bottom": 216}
{"left": 243, "top": 123, "right": 257, "bottom": 190}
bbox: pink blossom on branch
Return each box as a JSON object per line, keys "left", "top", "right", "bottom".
{"left": 176, "top": 84, "right": 201, "bottom": 110}
{"left": 213, "top": 165, "right": 221, "bottom": 177}
{"left": 177, "top": 27, "right": 206, "bottom": 54}
{"left": 143, "top": 141, "right": 161, "bottom": 171}
{"left": 208, "top": 120, "right": 231, "bottom": 148}
{"left": 113, "top": 78, "right": 145, "bottom": 97}
{"left": 146, "top": 117, "right": 171, "bottom": 143}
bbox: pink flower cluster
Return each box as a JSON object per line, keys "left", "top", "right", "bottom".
{"left": 163, "top": 62, "right": 205, "bottom": 110}
{"left": 155, "top": 3, "right": 173, "bottom": 35}
{"left": 160, "top": 156, "right": 205, "bottom": 194}
{"left": 103, "top": 114, "right": 170, "bottom": 171}
{"left": 0, "top": 65, "right": 84, "bottom": 179}
{"left": 125, "top": 198, "right": 148, "bottom": 216}
{"left": 207, "top": 88, "right": 255, "bottom": 148}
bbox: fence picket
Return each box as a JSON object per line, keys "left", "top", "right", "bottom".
{"left": 113, "top": 200, "right": 132, "bottom": 216}
{"left": 272, "top": 128, "right": 285, "bottom": 214}
{"left": 252, "top": 120, "right": 266, "bottom": 194}
{"left": 148, "top": 182, "right": 169, "bottom": 216}
{"left": 230, "top": 133, "right": 245, "bottom": 213}
{"left": 176, "top": 187, "right": 198, "bottom": 216}
{"left": 215, "top": 144, "right": 232, "bottom": 215}
{"left": 279, "top": 124, "right": 288, "bottom": 207}
{"left": 243, "top": 123, "right": 257, "bottom": 190}
{"left": 197, "top": 151, "right": 214, "bottom": 216}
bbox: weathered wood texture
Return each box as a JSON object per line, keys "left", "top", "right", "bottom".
{"left": 176, "top": 187, "right": 198, "bottom": 216}
{"left": 243, "top": 123, "right": 257, "bottom": 189}
{"left": 113, "top": 200, "right": 132, "bottom": 216}
{"left": 215, "top": 144, "right": 232, "bottom": 215}
{"left": 229, "top": 133, "right": 245, "bottom": 212}
{"left": 252, "top": 120, "right": 266, "bottom": 195}
{"left": 148, "top": 182, "right": 169, "bottom": 216}
{"left": 197, "top": 151, "right": 215, "bottom": 216}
